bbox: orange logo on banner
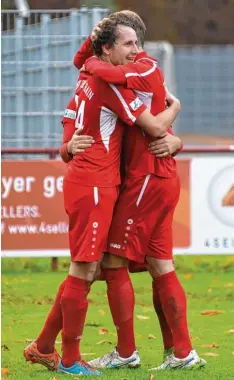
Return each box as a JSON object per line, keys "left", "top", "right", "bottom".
{"left": 222, "top": 185, "right": 234, "bottom": 206}
{"left": 1, "top": 159, "right": 191, "bottom": 252}
{"left": 173, "top": 159, "right": 191, "bottom": 248}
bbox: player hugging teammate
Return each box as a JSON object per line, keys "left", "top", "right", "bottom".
{"left": 24, "top": 10, "right": 206, "bottom": 375}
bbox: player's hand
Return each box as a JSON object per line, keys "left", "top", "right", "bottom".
{"left": 165, "top": 88, "right": 181, "bottom": 110}
{"left": 67, "top": 128, "right": 94, "bottom": 155}
{"left": 91, "top": 17, "right": 109, "bottom": 41}
{"left": 148, "top": 133, "right": 182, "bottom": 158}
{"left": 80, "top": 64, "right": 86, "bottom": 72}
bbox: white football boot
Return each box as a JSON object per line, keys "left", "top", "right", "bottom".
{"left": 88, "top": 348, "right": 140, "bottom": 369}
{"left": 163, "top": 347, "right": 173, "bottom": 360}
{"left": 149, "top": 349, "right": 206, "bottom": 371}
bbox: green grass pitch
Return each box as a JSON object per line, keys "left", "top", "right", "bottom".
{"left": 2, "top": 255, "right": 234, "bottom": 379}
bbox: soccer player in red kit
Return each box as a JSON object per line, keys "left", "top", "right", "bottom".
{"left": 24, "top": 18, "right": 180, "bottom": 376}
{"left": 82, "top": 12, "right": 206, "bottom": 371}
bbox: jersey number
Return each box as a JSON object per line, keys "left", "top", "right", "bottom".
{"left": 75, "top": 100, "right": 85, "bottom": 129}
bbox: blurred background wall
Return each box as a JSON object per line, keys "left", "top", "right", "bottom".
{"left": 1, "top": 0, "right": 234, "bottom": 155}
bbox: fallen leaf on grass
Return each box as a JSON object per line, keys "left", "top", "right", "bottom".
{"left": 183, "top": 273, "right": 194, "bottom": 279}
{"left": 203, "top": 352, "right": 219, "bottom": 357}
{"left": 149, "top": 375, "right": 155, "bottom": 380}
{"left": 224, "top": 282, "right": 234, "bottom": 288}
{"left": 207, "top": 288, "right": 213, "bottom": 293}
{"left": 55, "top": 340, "right": 62, "bottom": 344}
{"left": 232, "top": 351, "right": 234, "bottom": 356}
{"left": 201, "top": 310, "right": 224, "bottom": 316}
{"left": 1, "top": 345, "right": 9, "bottom": 351}
{"left": 228, "top": 329, "right": 234, "bottom": 334}
{"left": 98, "top": 309, "right": 105, "bottom": 316}
{"left": 148, "top": 334, "right": 156, "bottom": 340}
{"left": 25, "top": 339, "right": 34, "bottom": 343}
{"left": 1, "top": 369, "right": 9, "bottom": 375}
{"left": 137, "top": 315, "right": 150, "bottom": 320}
{"left": 200, "top": 343, "right": 220, "bottom": 349}
{"left": 81, "top": 353, "right": 96, "bottom": 356}
{"left": 142, "top": 307, "right": 153, "bottom": 313}
{"left": 50, "top": 377, "right": 57, "bottom": 380}
{"left": 191, "top": 337, "right": 200, "bottom": 341}
{"left": 96, "top": 340, "right": 112, "bottom": 345}
{"left": 99, "top": 328, "right": 108, "bottom": 335}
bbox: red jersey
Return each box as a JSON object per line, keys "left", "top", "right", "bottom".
{"left": 86, "top": 52, "right": 179, "bottom": 179}
{"left": 63, "top": 77, "right": 146, "bottom": 187}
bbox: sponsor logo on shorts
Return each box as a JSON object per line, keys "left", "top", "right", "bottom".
{"left": 109, "top": 243, "right": 121, "bottom": 249}
{"left": 63, "top": 109, "right": 76, "bottom": 119}
{"left": 127, "top": 219, "right": 133, "bottom": 225}
{"left": 130, "top": 98, "right": 143, "bottom": 111}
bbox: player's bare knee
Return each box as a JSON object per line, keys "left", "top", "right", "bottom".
{"left": 102, "top": 252, "right": 128, "bottom": 268}
{"left": 146, "top": 257, "right": 174, "bottom": 278}
{"left": 69, "top": 261, "right": 98, "bottom": 282}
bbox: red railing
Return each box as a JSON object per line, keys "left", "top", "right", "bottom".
{"left": 2, "top": 145, "right": 234, "bottom": 158}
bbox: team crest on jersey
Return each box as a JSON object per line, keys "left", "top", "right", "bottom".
{"left": 63, "top": 109, "right": 76, "bottom": 119}
{"left": 130, "top": 98, "right": 143, "bottom": 111}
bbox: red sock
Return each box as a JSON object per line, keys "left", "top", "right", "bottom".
{"left": 61, "top": 275, "right": 90, "bottom": 367}
{"left": 103, "top": 267, "right": 136, "bottom": 358}
{"left": 36, "top": 279, "right": 66, "bottom": 354}
{"left": 153, "top": 271, "right": 192, "bottom": 359}
{"left": 152, "top": 281, "right": 173, "bottom": 350}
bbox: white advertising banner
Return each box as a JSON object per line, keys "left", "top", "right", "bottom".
{"left": 174, "top": 157, "right": 234, "bottom": 255}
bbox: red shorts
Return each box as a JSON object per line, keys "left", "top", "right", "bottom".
{"left": 63, "top": 181, "right": 118, "bottom": 262}
{"left": 108, "top": 174, "right": 180, "bottom": 263}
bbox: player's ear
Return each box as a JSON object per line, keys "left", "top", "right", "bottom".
{"left": 102, "top": 44, "right": 112, "bottom": 56}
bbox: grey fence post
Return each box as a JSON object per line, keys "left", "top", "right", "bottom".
{"left": 80, "top": 6, "right": 89, "bottom": 37}
{"left": 92, "top": 7, "right": 104, "bottom": 28}
{"left": 71, "top": 10, "right": 79, "bottom": 62}
{"left": 41, "top": 14, "right": 50, "bottom": 147}
{"left": 15, "top": 17, "right": 24, "bottom": 148}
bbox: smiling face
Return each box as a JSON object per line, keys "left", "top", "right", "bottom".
{"left": 103, "top": 25, "right": 139, "bottom": 65}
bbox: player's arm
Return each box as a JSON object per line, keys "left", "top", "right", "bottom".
{"left": 106, "top": 85, "right": 180, "bottom": 137}
{"left": 60, "top": 97, "right": 77, "bottom": 162}
{"left": 73, "top": 18, "right": 109, "bottom": 69}
{"left": 135, "top": 92, "right": 180, "bottom": 137}
{"left": 85, "top": 56, "right": 154, "bottom": 87}
{"left": 148, "top": 129, "right": 183, "bottom": 158}
{"left": 73, "top": 36, "right": 93, "bottom": 70}
{"left": 85, "top": 56, "right": 127, "bottom": 84}
{"left": 60, "top": 97, "right": 94, "bottom": 162}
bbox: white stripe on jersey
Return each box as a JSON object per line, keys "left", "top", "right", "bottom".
{"left": 136, "top": 174, "right": 151, "bottom": 207}
{"left": 125, "top": 59, "right": 157, "bottom": 78}
{"left": 135, "top": 91, "right": 153, "bottom": 110}
{"left": 94, "top": 187, "right": 99, "bottom": 205}
{"left": 108, "top": 84, "right": 136, "bottom": 123}
{"left": 100, "top": 106, "right": 118, "bottom": 152}
{"left": 75, "top": 95, "right": 79, "bottom": 106}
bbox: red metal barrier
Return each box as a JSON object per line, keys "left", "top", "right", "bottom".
{"left": 2, "top": 145, "right": 234, "bottom": 157}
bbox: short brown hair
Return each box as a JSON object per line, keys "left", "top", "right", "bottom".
{"left": 92, "top": 17, "right": 135, "bottom": 57}
{"left": 109, "top": 10, "right": 146, "bottom": 47}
